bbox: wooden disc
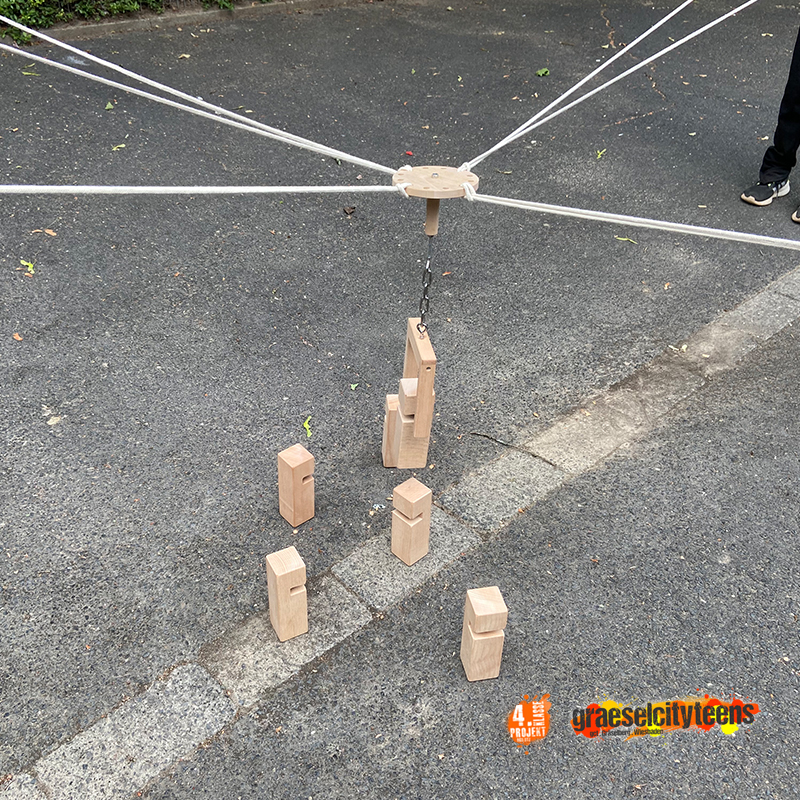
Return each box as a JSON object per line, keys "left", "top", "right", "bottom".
{"left": 392, "top": 165, "right": 479, "bottom": 199}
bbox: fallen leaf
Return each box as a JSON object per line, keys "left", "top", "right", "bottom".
{"left": 596, "top": 148, "right": 607, "bottom": 160}
{"left": 105, "top": 101, "right": 114, "bottom": 110}
{"left": 112, "top": 144, "right": 126, "bottom": 151}
{"left": 614, "top": 236, "right": 638, "bottom": 244}
{"left": 20, "top": 258, "right": 35, "bottom": 274}
{"left": 303, "top": 416, "right": 312, "bottom": 438}
{"left": 21, "top": 71, "right": 40, "bottom": 77}
{"left": 350, "top": 383, "right": 358, "bottom": 390}
{"left": 178, "top": 53, "right": 191, "bottom": 59}
{"left": 411, "top": 68, "right": 416, "bottom": 74}
{"left": 343, "top": 206, "right": 356, "bottom": 216}
{"left": 44, "top": 229, "right": 56, "bottom": 236}
{"left": 12, "top": 333, "right": 23, "bottom": 341}
{"left": 536, "top": 68, "right": 550, "bottom": 77}
{"left": 688, "top": 132, "right": 697, "bottom": 136}
{"left": 442, "top": 271, "right": 452, "bottom": 276}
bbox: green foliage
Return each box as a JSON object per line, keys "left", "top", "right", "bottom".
{"left": 0, "top": 0, "right": 254, "bottom": 42}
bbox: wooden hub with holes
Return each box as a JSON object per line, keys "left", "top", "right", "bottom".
{"left": 392, "top": 165, "right": 479, "bottom": 235}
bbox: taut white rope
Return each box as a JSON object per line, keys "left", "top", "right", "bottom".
{"left": 0, "top": 25, "right": 395, "bottom": 177}
{"left": 463, "top": 186, "right": 800, "bottom": 253}
{"left": 462, "top": 0, "right": 760, "bottom": 170}
{"left": 0, "top": 184, "right": 401, "bottom": 195}
{"left": 464, "top": 0, "right": 695, "bottom": 171}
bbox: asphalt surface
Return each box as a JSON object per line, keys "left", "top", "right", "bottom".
{"left": 1, "top": 0, "right": 799, "bottom": 795}
{"left": 143, "top": 323, "right": 800, "bottom": 799}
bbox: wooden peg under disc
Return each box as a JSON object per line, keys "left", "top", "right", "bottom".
{"left": 393, "top": 165, "right": 479, "bottom": 236}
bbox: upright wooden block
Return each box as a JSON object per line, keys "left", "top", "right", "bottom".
{"left": 386, "top": 402, "right": 431, "bottom": 470}
{"left": 391, "top": 477, "right": 432, "bottom": 566}
{"left": 265, "top": 545, "right": 308, "bottom": 642}
{"left": 398, "top": 378, "right": 418, "bottom": 416}
{"left": 278, "top": 444, "right": 314, "bottom": 527}
{"left": 382, "top": 395, "right": 400, "bottom": 468}
{"left": 460, "top": 586, "right": 508, "bottom": 681}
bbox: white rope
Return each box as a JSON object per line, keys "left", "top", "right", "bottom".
{"left": 467, "top": 191, "right": 800, "bottom": 253}
{"left": 0, "top": 27, "right": 395, "bottom": 177}
{"left": 464, "top": 0, "right": 694, "bottom": 171}
{"left": 0, "top": 183, "right": 400, "bottom": 195}
{"left": 462, "top": 0, "right": 759, "bottom": 171}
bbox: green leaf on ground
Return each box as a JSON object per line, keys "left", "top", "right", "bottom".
{"left": 536, "top": 68, "right": 550, "bottom": 77}
{"left": 614, "top": 236, "right": 638, "bottom": 244}
{"left": 105, "top": 102, "right": 114, "bottom": 110}
{"left": 303, "top": 416, "right": 312, "bottom": 438}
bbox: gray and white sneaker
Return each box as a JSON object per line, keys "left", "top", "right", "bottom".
{"left": 740, "top": 179, "right": 790, "bottom": 206}
{"left": 791, "top": 206, "right": 800, "bottom": 224}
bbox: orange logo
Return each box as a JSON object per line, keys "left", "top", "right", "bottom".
{"left": 507, "top": 694, "right": 551, "bottom": 751}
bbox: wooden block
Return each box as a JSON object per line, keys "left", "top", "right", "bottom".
{"left": 402, "top": 318, "right": 436, "bottom": 439}
{"left": 460, "top": 586, "right": 507, "bottom": 681}
{"left": 382, "top": 394, "right": 400, "bottom": 468}
{"left": 391, "top": 404, "right": 430, "bottom": 469}
{"left": 464, "top": 585, "right": 509, "bottom": 633}
{"left": 383, "top": 318, "right": 437, "bottom": 469}
{"left": 265, "top": 545, "right": 308, "bottom": 642}
{"left": 391, "top": 477, "right": 432, "bottom": 566}
{"left": 278, "top": 444, "right": 315, "bottom": 527}
{"left": 398, "top": 378, "right": 418, "bottom": 416}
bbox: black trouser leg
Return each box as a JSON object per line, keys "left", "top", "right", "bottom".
{"left": 760, "top": 27, "right": 800, "bottom": 183}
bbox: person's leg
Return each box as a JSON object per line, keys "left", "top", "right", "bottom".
{"left": 760, "top": 27, "right": 800, "bottom": 182}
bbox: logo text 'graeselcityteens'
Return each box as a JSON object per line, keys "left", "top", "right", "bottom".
{"left": 571, "top": 696, "right": 760, "bottom": 739}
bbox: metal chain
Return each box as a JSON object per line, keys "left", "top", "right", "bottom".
{"left": 417, "top": 235, "right": 435, "bottom": 335}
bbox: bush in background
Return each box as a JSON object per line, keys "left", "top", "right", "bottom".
{"left": 1, "top": 0, "right": 244, "bottom": 42}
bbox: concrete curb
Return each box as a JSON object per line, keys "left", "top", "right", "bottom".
{"left": 34, "top": 0, "right": 384, "bottom": 41}
{"left": 7, "top": 264, "right": 800, "bottom": 798}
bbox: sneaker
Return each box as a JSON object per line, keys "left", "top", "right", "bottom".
{"left": 792, "top": 207, "right": 800, "bottom": 224}
{"left": 740, "top": 179, "right": 790, "bottom": 206}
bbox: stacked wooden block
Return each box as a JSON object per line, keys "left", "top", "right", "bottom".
{"left": 382, "top": 318, "right": 437, "bottom": 469}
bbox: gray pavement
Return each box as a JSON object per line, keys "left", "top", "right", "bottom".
{"left": 1, "top": 0, "right": 799, "bottom": 796}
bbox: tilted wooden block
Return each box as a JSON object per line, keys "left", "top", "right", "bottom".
{"left": 265, "top": 545, "right": 308, "bottom": 642}
{"left": 278, "top": 443, "right": 315, "bottom": 527}
{"left": 391, "top": 477, "right": 432, "bottom": 566}
{"left": 402, "top": 318, "right": 436, "bottom": 440}
{"left": 460, "top": 586, "right": 508, "bottom": 681}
